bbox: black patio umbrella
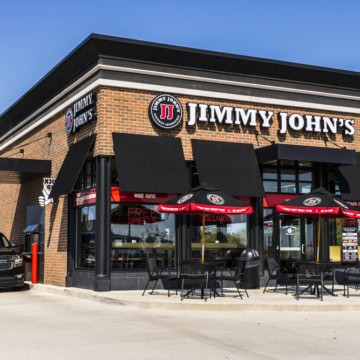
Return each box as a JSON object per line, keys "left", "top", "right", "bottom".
{"left": 275, "top": 187, "right": 360, "bottom": 262}
{"left": 158, "top": 184, "right": 253, "bottom": 263}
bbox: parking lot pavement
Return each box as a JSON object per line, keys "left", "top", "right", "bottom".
{"left": 1, "top": 287, "right": 360, "bottom": 360}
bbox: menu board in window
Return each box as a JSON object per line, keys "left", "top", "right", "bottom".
{"left": 342, "top": 226, "right": 358, "bottom": 262}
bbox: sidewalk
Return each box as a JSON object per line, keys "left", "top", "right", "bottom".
{"left": 29, "top": 283, "right": 360, "bottom": 312}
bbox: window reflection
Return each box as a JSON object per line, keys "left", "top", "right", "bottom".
{"left": 110, "top": 204, "right": 175, "bottom": 270}
{"left": 77, "top": 205, "right": 96, "bottom": 268}
{"left": 191, "top": 214, "right": 248, "bottom": 267}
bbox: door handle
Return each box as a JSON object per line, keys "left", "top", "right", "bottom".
{"left": 301, "top": 244, "right": 305, "bottom": 254}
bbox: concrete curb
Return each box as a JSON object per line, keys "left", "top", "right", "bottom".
{"left": 29, "top": 283, "right": 360, "bottom": 312}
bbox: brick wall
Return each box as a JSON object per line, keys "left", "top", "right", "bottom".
{"left": 95, "top": 87, "right": 360, "bottom": 157}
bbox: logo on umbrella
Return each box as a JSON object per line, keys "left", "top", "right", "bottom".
{"left": 177, "top": 193, "right": 193, "bottom": 204}
{"left": 303, "top": 197, "right": 321, "bottom": 206}
{"left": 207, "top": 194, "right": 225, "bottom": 205}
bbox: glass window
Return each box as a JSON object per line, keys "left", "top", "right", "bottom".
{"left": 299, "top": 183, "right": 312, "bottom": 194}
{"left": 280, "top": 168, "right": 296, "bottom": 181}
{"left": 76, "top": 205, "right": 96, "bottom": 268}
{"left": 263, "top": 167, "right": 277, "bottom": 180}
{"left": 190, "top": 214, "right": 248, "bottom": 267}
{"left": 280, "top": 181, "right": 296, "bottom": 193}
{"left": 0, "top": 234, "right": 10, "bottom": 248}
{"left": 262, "top": 163, "right": 314, "bottom": 194}
{"left": 299, "top": 169, "right": 312, "bottom": 182}
{"left": 263, "top": 209, "right": 274, "bottom": 258}
{"left": 264, "top": 181, "right": 278, "bottom": 193}
{"left": 75, "top": 158, "right": 96, "bottom": 191}
{"left": 110, "top": 204, "right": 176, "bottom": 270}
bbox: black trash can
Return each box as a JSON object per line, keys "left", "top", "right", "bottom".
{"left": 240, "top": 248, "right": 260, "bottom": 289}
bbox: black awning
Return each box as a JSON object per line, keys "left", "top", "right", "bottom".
{"left": 256, "top": 144, "right": 356, "bottom": 166}
{"left": 0, "top": 158, "right": 51, "bottom": 183}
{"left": 191, "top": 139, "right": 264, "bottom": 197}
{"left": 50, "top": 135, "right": 95, "bottom": 201}
{"left": 113, "top": 133, "right": 190, "bottom": 193}
{"left": 336, "top": 153, "right": 360, "bottom": 201}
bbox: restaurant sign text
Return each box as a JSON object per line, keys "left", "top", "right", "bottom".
{"left": 187, "top": 102, "right": 355, "bottom": 136}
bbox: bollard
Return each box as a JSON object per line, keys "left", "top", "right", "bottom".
{"left": 31, "top": 243, "right": 38, "bottom": 284}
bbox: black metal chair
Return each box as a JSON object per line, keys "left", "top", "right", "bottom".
{"left": 339, "top": 267, "right": 360, "bottom": 298}
{"left": 215, "top": 257, "right": 248, "bottom": 299}
{"left": 180, "top": 261, "right": 210, "bottom": 301}
{"left": 295, "top": 263, "right": 324, "bottom": 301}
{"left": 142, "top": 253, "right": 178, "bottom": 297}
{"left": 263, "top": 257, "right": 294, "bottom": 295}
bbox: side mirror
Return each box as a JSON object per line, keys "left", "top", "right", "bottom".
{"left": 10, "top": 242, "right": 21, "bottom": 253}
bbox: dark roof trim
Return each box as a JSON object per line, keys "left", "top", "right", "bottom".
{"left": 256, "top": 144, "right": 356, "bottom": 166}
{"left": 3, "top": 34, "right": 360, "bottom": 138}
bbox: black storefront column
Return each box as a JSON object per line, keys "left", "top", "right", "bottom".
{"left": 94, "top": 156, "right": 111, "bottom": 292}
{"left": 249, "top": 197, "right": 264, "bottom": 273}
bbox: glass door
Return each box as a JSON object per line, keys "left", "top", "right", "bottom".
{"left": 279, "top": 215, "right": 301, "bottom": 263}
{"left": 278, "top": 214, "right": 315, "bottom": 265}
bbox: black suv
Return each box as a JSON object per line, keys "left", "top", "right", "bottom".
{"left": 0, "top": 233, "right": 24, "bottom": 289}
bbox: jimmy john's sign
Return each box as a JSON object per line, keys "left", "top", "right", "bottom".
{"left": 149, "top": 94, "right": 355, "bottom": 136}
{"left": 65, "top": 92, "right": 97, "bottom": 135}
{"left": 187, "top": 102, "right": 355, "bottom": 136}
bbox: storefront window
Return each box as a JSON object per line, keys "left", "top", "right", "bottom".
{"left": 110, "top": 204, "right": 176, "bottom": 270}
{"left": 263, "top": 209, "right": 274, "bottom": 258}
{"left": 76, "top": 205, "right": 96, "bottom": 268}
{"left": 328, "top": 218, "right": 359, "bottom": 262}
{"left": 262, "top": 162, "right": 313, "bottom": 194}
{"left": 191, "top": 214, "right": 248, "bottom": 265}
{"left": 75, "top": 158, "right": 96, "bottom": 191}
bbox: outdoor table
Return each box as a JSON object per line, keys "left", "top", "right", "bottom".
{"left": 179, "top": 260, "right": 224, "bottom": 299}
{"left": 294, "top": 261, "right": 345, "bottom": 297}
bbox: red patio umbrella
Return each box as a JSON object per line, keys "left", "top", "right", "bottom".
{"left": 158, "top": 184, "right": 253, "bottom": 263}
{"left": 275, "top": 187, "right": 360, "bottom": 262}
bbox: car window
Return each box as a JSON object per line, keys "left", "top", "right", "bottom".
{"left": 0, "top": 234, "right": 10, "bottom": 249}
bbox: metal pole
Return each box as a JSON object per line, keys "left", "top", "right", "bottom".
{"left": 201, "top": 212, "right": 205, "bottom": 263}
{"left": 316, "top": 215, "right": 321, "bottom": 263}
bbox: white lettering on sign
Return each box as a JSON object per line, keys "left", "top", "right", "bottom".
{"left": 279, "top": 112, "right": 355, "bottom": 135}
{"left": 65, "top": 92, "right": 97, "bottom": 135}
{"left": 133, "top": 193, "right": 156, "bottom": 199}
{"left": 187, "top": 103, "right": 355, "bottom": 136}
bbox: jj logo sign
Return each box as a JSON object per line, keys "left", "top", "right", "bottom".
{"left": 149, "top": 94, "right": 183, "bottom": 129}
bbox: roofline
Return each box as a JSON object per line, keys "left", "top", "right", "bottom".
{"left": 2, "top": 33, "right": 360, "bottom": 138}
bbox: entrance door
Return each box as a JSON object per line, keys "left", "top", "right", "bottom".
{"left": 263, "top": 210, "right": 315, "bottom": 267}
{"left": 278, "top": 214, "right": 315, "bottom": 265}
{"left": 279, "top": 215, "right": 301, "bottom": 263}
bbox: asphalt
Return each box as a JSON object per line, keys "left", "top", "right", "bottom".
{"left": 29, "top": 282, "right": 360, "bottom": 312}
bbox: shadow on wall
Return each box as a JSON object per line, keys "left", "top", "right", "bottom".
{"left": 10, "top": 177, "right": 43, "bottom": 244}
{"left": 46, "top": 197, "right": 68, "bottom": 253}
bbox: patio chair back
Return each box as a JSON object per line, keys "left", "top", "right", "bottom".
{"left": 234, "top": 257, "right": 247, "bottom": 280}
{"left": 145, "top": 252, "right": 158, "bottom": 278}
{"left": 266, "top": 257, "right": 279, "bottom": 277}
{"left": 296, "top": 263, "right": 324, "bottom": 300}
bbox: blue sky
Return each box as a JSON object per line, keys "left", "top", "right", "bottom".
{"left": 1, "top": 0, "right": 360, "bottom": 114}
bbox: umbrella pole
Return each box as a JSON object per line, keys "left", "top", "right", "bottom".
{"left": 316, "top": 215, "right": 321, "bottom": 263}
{"left": 201, "top": 212, "right": 205, "bottom": 264}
